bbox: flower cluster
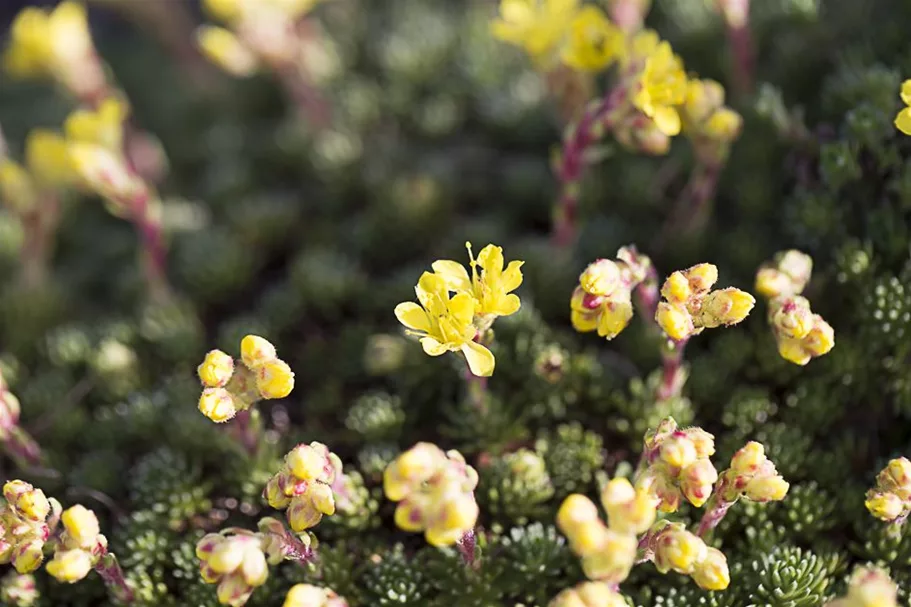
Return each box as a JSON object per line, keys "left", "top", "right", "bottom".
{"left": 263, "top": 442, "right": 342, "bottom": 532}
{"left": 0, "top": 371, "right": 41, "bottom": 465}
{"left": 636, "top": 417, "right": 718, "bottom": 512}
{"left": 570, "top": 246, "right": 652, "bottom": 340}
{"left": 283, "top": 584, "right": 348, "bottom": 607}
{"left": 0, "top": 572, "right": 37, "bottom": 606}
{"left": 196, "top": 529, "right": 271, "bottom": 607}
{"left": 655, "top": 263, "right": 755, "bottom": 342}
{"left": 556, "top": 478, "right": 656, "bottom": 582}
{"left": 197, "top": 0, "right": 325, "bottom": 77}
{"left": 0, "top": 481, "right": 56, "bottom": 574}
{"left": 2, "top": 2, "right": 106, "bottom": 102}
{"left": 864, "top": 457, "right": 911, "bottom": 524}
{"left": 755, "top": 250, "right": 835, "bottom": 365}
{"left": 825, "top": 566, "right": 899, "bottom": 607}
{"left": 645, "top": 520, "right": 730, "bottom": 591}
{"left": 383, "top": 442, "right": 480, "bottom": 547}
{"left": 197, "top": 334, "right": 295, "bottom": 422}
{"left": 395, "top": 242, "right": 523, "bottom": 377}
{"left": 0, "top": 129, "right": 73, "bottom": 215}
{"left": 0, "top": 480, "right": 131, "bottom": 601}
{"left": 680, "top": 78, "right": 743, "bottom": 160}
{"left": 714, "top": 442, "right": 790, "bottom": 504}
{"left": 549, "top": 580, "right": 627, "bottom": 607}
{"left": 45, "top": 505, "right": 106, "bottom": 584}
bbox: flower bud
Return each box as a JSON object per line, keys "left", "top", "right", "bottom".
{"left": 679, "top": 459, "right": 718, "bottom": 507}
{"left": 557, "top": 494, "right": 600, "bottom": 536}
{"left": 287, "top": 444, "right": 326, "bottom": 482}
{"left": 579, "top": 529, "right": 636, "bottom": 582}
{"left": 777, "top": 250, "right": 813, "bottom": 290}
{"left": 3, "top": 481, "right": 49, "bottom": 522}
{"left": 864, "top": 491, "right": 904, "bottom": 522}
{"left": 660, "top": 271, "right": 691, "bottom": 304}
{"left": 45, "top": 549, "right": 92, "bottom": 583}
{"left": 209, "top": 540, "right": 246, "bottom": 574}
{"left": 699, "top": 288, "right": 755, "bottom": 328}
{"left": 217, "top": 574, "right": 255, "bottom": 607}
{"left": 659, "top": 435, "right": 698, "bottom": 469}
{"left": 551, "top": 581, "right": 627, "bottom": 607}
{"left": 580, "top": 260, "right": 622, "bottom": 297}
{"left": 11, "top": 541, "right": 45, "bottom": 574}
{"left": 656, "top": 302, "right": 694, "bottom": 341}
{"left": 240, "top": 547, "right": 268, "bottom": 586}
{"left": 684, "top": 79, "right": 725, "bottom": 123}
{"left": 199, "top": 387, "right": 237, "bottom": 423}
{"left": 804, "top": 316, "right": 835, "bottom": 358}
{"left": 755, "top": 268, "right": 790, "bottom": 299}
{"left": 842, "top": 566, "right": 899, "bottom": 607}
{"left": 383, "top": 443, "right": 444, "bottom": 501}
{"left": 731, "top": 441, "right": 766, "bottom": 474}
{"left": 691, "top": 547, "right": 730, "bottom": 591}
{"left": 0, "top": 160, "right": 37, "bottom": 214}
{"left": 240, "top": 335, "right": 277, "bottom": 369}
{"left": 25, "top": 129, "right": 74, "bottom": 188}
{"left": 198, "top": 349, "right": 235, "bottom": 388}
{"left": 61, "top": 505, "right": 100, "bottom": 549}
{"left": 0, "top": 572, "right": 38, "bottom": 606}
{"left": 771, "top": 297, "right": 814, "bottom": 339}
{"left": 704, "top": 108, "right": 743, "bottom": 141}
{"left": 882, "top": 457, "right": 911, "bottom": 495}
{"left": 256, "top": 359, "right": 295, "bottom": 399}
{"left": 394, "top": 500, "right": 425, "bottom": 533}
{"left": 684, "top": 263, "right": 718, "bottom": 294}
{"left": 596, "top": 298, "right": 634, "bottom": 339}
{"left": 284, "top": 584, "right": 332, "bottom": 607}
{"left": 744, "top": 475, "right": 789, "bottom": 502}
{"left": 654, "top": 526, "right": 706, "bottom": 574}
{"left": 681, "top": 427, "right": 715, "bottom": 458}
{"left": 287, "top": 496, "right": 324, "bottom": 532}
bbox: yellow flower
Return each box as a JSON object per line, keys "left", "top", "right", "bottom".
{"left": 25, "top": 129, "right": 75, "bottom": 188}
{"left": 699, "top": 287, "right": 755, "bottom": 328}
{"left": 240, "top": 334, "right": 278, "bottom": 368}
{"left": 45, "top": 549, "right": 93, "bottom": 583}
{"left": 895, "top": 79, "right": 911, "bottom": 135}
{"left": 579, "top": 259, "right": 622, "bottom": 297}
{"left": 704, "top": 108, "right": 743, "bottom": 141}
{"left": 199, "top": 387, "right": 238, "bottom": 423}
{"left": 255, "top": 359, "right": 295, "bottom": 399}
{"left": 655, "top": 302, "right": 694, "bottom": 341}
{"left": 3, "top": 8, "right": 52, "bottom": 78}
{"left": 3, "top": 480, "right": 50, "bottom": 522}
{"left": 65, "top": 97, "right": 129, "bottom": 151}
{"left": 61, "top": 505, "right": 101, "bottom": 549}
{"left": 286, "top": 444, "right": 326, "bottom": 481}
{"left": 198, "top": 349, "right": 235, "bottom": 388}
{"left": 196, "top": 26, "right": 259, "bottom": 77}
{"left": 691, "top": 547, "right": 730, "bottom": 591}
{"left": 395, "top": 272, "right": 495, "bottom": 377}
{"left": 284, "top": 584, "right": 332, "bottom": 607}
{"left": 632, "top": 41, "right": 687, "bottom": 136}
{"left": 203, "top": 0, "right": 246, "bottom": 23}
{"left": 12, "top": 541, "right": 45, "bottom": 574}
{"left": 425, "top": 493, "right": 479, "bottom": 547}
{"left": 561, "top": 5, "right": 623, "bottom": 73}
{"left": 679, "top": 460, "right": 718, "bottom": 507}
{"left": 432, "top": 242, "right": 523, "bottom": 319}
{"left": 655, "top": 527, "right": 706, "bottom": 574}
{"left": 490, "top": 0, "right": 579, "bottom": 65}
{"left": 0, "top": 159, "right": 38, "bottom": 214}
{"left": 552, "top": 582, "right": 627, "bottom": 607}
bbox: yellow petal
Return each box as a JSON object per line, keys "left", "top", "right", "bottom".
{"left": 501, "top": 261, "right": 524, "bottom": 292}
{"left": 571, "top": 309, "right": 598, "bottom": 333}
{"left": 896, "top": 107, "right": 911, "bottom": 136}
{"left": 196, "top": 25, "right": 258, "bottom": 78}
{"left": 394, "top": 302, "right": 431, "bottom": 333}
{"left": 652, "top": 106, "right": 681, "bottom": 137}
{"left": 462, "top": 341, "right": 495, "bottom": 377}
{"left": 431, "top": 260, "right": 471, "bottom": 292}
{"left": 449, "top": 292, "right": 477, "bottom": 326}
{"left": 416, "top": 271, "right": 447, "bottom": 306}
{"left": 421, "top": 337, "right": 448, "bottom": 356}
{"left": 494, "top": 293, "right": 522, "bottom": 317}
{"left": 902, "top": 80, "right": 911, "bottom": 107}
{"left": 476, "top": 244, "right": 504, "bottom": 274}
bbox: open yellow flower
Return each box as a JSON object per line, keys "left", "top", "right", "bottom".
{"left": 395, "top": 272, "right": 495, "bottom": 377}
{"left": 895, "top": 79, "right": 911, "bottom": 135}
{"left": 490, "top": 0, "right": 579, "bottom": 65}
{"left": 561, "top": 5, "right": 623, "bottom": 73}
{"left": 632, "top": 41, "right": 688, "bottom": 136}
{"left": 431, "top": 242, "right": 524, "bottom": 319}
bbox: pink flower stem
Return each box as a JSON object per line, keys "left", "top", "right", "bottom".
{"left": 231, "top": 409, "right": 260, "bottom": 456}
{"left": 725, "top": 21, "right": 754, "bottom": 97}
{"left": 95, "top": 553, "right": 134, "bottom": 603}
{"left": 656, "top": 337, "right": 689, "bottom": 401}
{"left": 696, "top": 495, "right": 734, "bottom": 538}
{"left": 2, "top": 425, "right": 43, "bottom": 467}
{"left": 457, "top": 528, "right": 478, "bottom": 568}
{"left": 128, "top": 189, "right": 170, "bottom": 303}
{"left": 552, "top": 86, "right": 628, "bottom": 248}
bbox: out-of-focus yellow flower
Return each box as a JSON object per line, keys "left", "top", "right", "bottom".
{"left": 651, "top": 522, "right": 708, "bottom": 576}
{"left": 704, "top": 107, "right": 743, "bottom": 141}
{"left": 490, "top": 0, "right": 580, "bottom": 66}
{"left": 599, "top": 478, "right": 657, "bottom": 535}
{"left": 65, "top": 97, "right": 128, "bottom": 151}
{"left": 283, "top": 584, "right": 348, "bottom": 607}
{"left": 45, "top": 549, "right": 93, "bottom": 584}
{"left": 25, "top": 129, "right": 75, "bottom": 188}
{"left": 196, "top": 530, "right": 270, "bottom": 606}
{"left": 826, "top": 566, "right": 899, "bottom": 607}
{"left": 204, "top": 0, "right": 246, "bottom": 23}
{"left": 12, "top": 541, "right": 45, "bottom": 574}
{"left": 691, "top": 547, "right": 730, "bottom": 591}
{"left": 865, "top": 457, "right": 911, "bottom": 523}
{"left": 632, "top": 41, "right": 687, "bottom": 136}
{"left": 197, "top": 26, "right": 259, "bottom": 77}
{"left": 432, "top": 242, "right": 524, "bottom": 320}
{"left": 561, "top": 5, "right": 623, "bottom": 73}
{"left": 716, "top": 440, "right": 789, "bottom": 505}
{"left": 4, "top": 3, "right": 93, "bottom": 79}
{"left": 550, "top": 581, "right": 627, "bottom": 607}
{"left": 395, "top": 271, "right": 495, "bottom": 377}
{"left": 895, "top": 80, "right": 911, "bottom": 135}
{"left": 0, "top": 160, "right": 37, "bottom": 214}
